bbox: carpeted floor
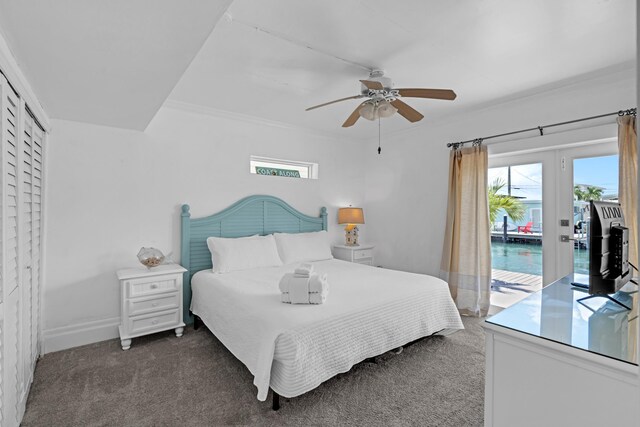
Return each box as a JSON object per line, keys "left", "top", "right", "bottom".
{"left": 22, "top": 317, "right": 485, "bottom": 426}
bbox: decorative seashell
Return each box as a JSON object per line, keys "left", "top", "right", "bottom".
{"left": 137, "top": 247, "right": 165, "bottom": 268}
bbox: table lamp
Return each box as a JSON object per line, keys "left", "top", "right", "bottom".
{"left": 338, "top": 207, "right": 365, "bottom": 246}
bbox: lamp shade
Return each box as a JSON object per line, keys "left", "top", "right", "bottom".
{"left": 358, "top": 100, "right": 397, "bottom": 121}
{"left": 358, "top": 103, "right": 376, "bottom": 121}
{"left": 338, "top": 207, "right": 365, "bottom": 225}
{"left": 377, "top": 100, "right": 397, "bottom": 118}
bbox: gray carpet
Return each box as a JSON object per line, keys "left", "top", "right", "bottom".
{"left": 23, "top": 317, "right": 485, "bottom": 426}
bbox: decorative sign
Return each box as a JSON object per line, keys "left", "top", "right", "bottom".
{"left": 255, "top": 166, "right": 301, "bottom": 178}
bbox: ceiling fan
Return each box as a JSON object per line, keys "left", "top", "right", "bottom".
{"left": 306, "top": 70, "right": 457, "bottom": 127}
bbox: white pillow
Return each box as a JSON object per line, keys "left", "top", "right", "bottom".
{"left": 274, "top": 231, "right": 333, "bottom": 264}
{"left": 206, "top": 234, "right": 283, "bottom": 273}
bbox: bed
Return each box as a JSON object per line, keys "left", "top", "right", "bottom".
{"left": 181, "top": 195, "right": 464, "bottom": 409}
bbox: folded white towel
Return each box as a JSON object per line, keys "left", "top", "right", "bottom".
{"left": 308, "top": 273, "right": 328, "bottom": 294}
{"left": 281, "top": 291, "right": 327, "bottom": 304}
{"left": 289, "top": 275, "right": 309, "bottom": 303}
{"left": 279, "top": 272, "right": 329, "bottom": 304}
{"left": 294, "top": 262, "right": 314, "bottom": 277}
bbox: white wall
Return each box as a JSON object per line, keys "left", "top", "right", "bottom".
{"left": 363, "top": 67, "right": 636, "bottom": 275}
{"left": 42, "top": 106, "right": 367, "bottom": 352}
{"left": 42, "top": 67, "right": 636, "bottom": 352}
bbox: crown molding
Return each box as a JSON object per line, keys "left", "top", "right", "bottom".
{"left": 0, "top": 27, "right": 50, "bottom": 130}
{"left": 163, "top": 99, "right": 359, "bottom": 142}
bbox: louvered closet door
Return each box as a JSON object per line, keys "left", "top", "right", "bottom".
{"left": 21, "top": 111, "right": 38, "bottom": 400}
{"left": 30, "top": 121, "right": 42, "bottom": 367}
{"left": 0, "top": 78, "right": 5, "bottom": 426}
{"left": 1, "top": 76, "right": 21, "bottom": 426}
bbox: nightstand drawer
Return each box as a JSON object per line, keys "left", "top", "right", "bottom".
{"left": 129, "top": 292, "right": 180, "bottom": 316}
{"left": 353, "top": 249, "right": 373, "bottom": 260}
{"left": 128, "top": 276, "right": 179, "bottom": 298}
{"left": 129, "top": 309, "right": 180, "bottom": 334}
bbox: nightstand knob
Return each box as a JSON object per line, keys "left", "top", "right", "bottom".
{"left": 150, "top": 283, "right": 158, "bottom": 289}
{"left": 151, "top": 319, "right": 159, "bottom": 325}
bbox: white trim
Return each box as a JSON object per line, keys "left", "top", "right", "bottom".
{"left": 0, "top": 28, "right": 50, "bottom": 130}
{"left": 41, "top": 316, "right": 120, "bottom": 354}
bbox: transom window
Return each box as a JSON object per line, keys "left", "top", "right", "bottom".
{"left": 250, "top": 155, "right": 318, "bottom": 179}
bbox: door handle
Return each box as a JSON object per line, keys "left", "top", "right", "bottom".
{"left": 560, "top": 235, "right": 576, "bottom": 242}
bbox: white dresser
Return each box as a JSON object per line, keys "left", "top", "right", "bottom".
{"left": 332, "top": 244, "right": 375, "bottom": 265}
{"left": 483, "top": 274, "right": 639, "bottom": 426}
{"left": 117, "top": 264, "right": 187, "bottom": 350}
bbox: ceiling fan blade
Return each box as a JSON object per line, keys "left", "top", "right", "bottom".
{"left": 306, "top": 95, "right": 364, "bottom": 111}
{"left": 391, "top": 99, "right": 424, "bottom": 123}
{"left": 360, "top": 79, "right": 384, "bottom": 90}
{"left": 397, "top": 88, "right": 457, "bottom": 100}
{"left": 342, "top": 102, "right": 366, "bottom": 127}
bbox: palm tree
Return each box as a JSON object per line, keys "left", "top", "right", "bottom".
{"left": 574, "top": 186, "right": 587, "bottom": 201}
{"left": 488, "top": 178, "right": 525, "bottom": 225}
{"left": 584, "top": 186, "right": 604, "bottom": 201}
{"left": 574, "top": 185, "right": 603, "bottom": 201}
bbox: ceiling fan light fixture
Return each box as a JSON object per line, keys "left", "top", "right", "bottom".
{"left": 377, "top": 100, "right": 397, "bottom": 118}
{"left": 306, "top": 71, "right": 456, "bottom": 128}
{"left": 358, "top": 102, "right": 376, "bottom": 121}
{"left": 358, "top": 100, "right": 397, "bottom": 121}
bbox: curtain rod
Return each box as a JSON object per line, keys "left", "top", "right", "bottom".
{"left": 447, "top": 107, "right": 637, "bottom": 148}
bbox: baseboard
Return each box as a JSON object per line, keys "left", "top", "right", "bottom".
{"left": 42, "top": 317, "right": 120, "bottom": 354}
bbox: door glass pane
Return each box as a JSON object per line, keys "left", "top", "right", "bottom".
{"left": 488, "top": 163, "right": 543, "bottom": 309}
{"left": 573, "top": 155, "right": 619, "bottom": 274}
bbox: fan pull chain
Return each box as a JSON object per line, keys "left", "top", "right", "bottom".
{"left": 377, "top": 117, "right": 382, "bottom": 154}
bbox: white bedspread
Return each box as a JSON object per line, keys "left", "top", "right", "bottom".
{"left": 191, "top": 259, "right": 463, "bottom": 401}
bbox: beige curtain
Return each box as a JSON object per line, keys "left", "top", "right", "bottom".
{"left": 440, "top": 144, "right": 492, "bottom": 317}
{"left": 617, "top": 115, "right": 638, "bottom": 271}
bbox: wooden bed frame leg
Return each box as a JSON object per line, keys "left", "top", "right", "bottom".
{"left": 271, "top": 390, "right": 280, "bottom": 411}
{"left": 193, "top": 314, "right": 202, "bottom": 330}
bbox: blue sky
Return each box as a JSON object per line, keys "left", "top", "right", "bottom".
{"left": 488, "top": 155, "right": 619, "bottom": 201}
{"left": 573, "top": 155, "right": 619, "bottom": 196}
{"left": 488, "top": 163, "right": 542, "bottom": 200}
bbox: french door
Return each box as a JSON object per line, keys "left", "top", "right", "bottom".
{"left": 489, "top": 139, "right": 619, "bottom": 289}
{"left": 557, "top": 141, "right": 620, "bottom": 279}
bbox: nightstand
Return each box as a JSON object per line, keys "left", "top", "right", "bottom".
{"left": 116, "top": 264, "right": 187, "bottom": 350}
{"left": 332, "top": 244, "right": 375, "bottom": 266}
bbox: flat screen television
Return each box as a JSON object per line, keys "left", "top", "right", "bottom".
{"left": 588, "top": 200, "right": 631, "bottom": 295}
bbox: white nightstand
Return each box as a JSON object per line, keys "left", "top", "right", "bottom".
{"left": 116, "top": 264, "right": 187, "bottom": 350}
{"left": 332, "top": 244, "right": 375, "bottom": 266}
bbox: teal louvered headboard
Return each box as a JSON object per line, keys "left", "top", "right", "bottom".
{"left": 180, "top": 195, "right": 328, "bottom": 323}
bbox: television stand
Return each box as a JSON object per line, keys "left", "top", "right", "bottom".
{"left": 483, "top": 274, "right": 639, "bottom": 426}
{"left": 570, "top": 282, "right": 632, "bottom": 311}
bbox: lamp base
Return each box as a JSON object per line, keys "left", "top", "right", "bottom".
{"left": 344, "top": 225, "right": 359, "bottom": 246}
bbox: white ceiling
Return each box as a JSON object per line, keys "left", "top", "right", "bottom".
{"left": 0, "top": 0, "right": 635, "bottom": 135}
{"left": 0, "top": 0, "right": 233, "bottom": 130}
{"left": 169, "top": 0, "right": 636, "bottom": 138}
